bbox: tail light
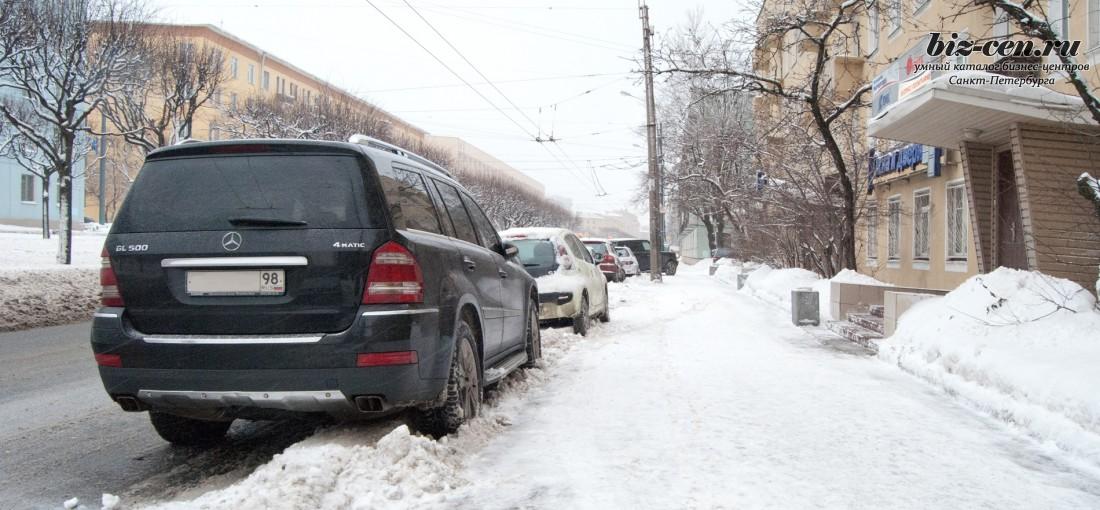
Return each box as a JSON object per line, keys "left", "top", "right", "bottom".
{"left": 602, "top": 254, "right": 615, "bottom": 264}
{"left": 363, "top": 241, "right": 424, "bottom": 304}
{"left": 100, "top": 247, "right": 124, "bottom": 307}
{"left": 556, "top": 244, "right": 574, "bottom": 270}
{"left": 94, "top": 353, "right": 122, "bottom": 368}
{"left": 357, "top": 351, "right": 418, "bottom": 367}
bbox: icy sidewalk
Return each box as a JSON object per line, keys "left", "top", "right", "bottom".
{"left": 131, "top": 272, "right": 1100, "bottom": 510}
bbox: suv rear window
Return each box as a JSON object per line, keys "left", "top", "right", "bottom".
{"left": 511, "top": 239, "right": 559, "bottom": 277}
{"left": 114, "top": 154, "right": 377, "bottom": 232}
{"left": 584, "top": 241, "right": 608, "bottom": 258}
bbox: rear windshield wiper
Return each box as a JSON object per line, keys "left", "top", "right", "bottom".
{"left": 228, "top": 216, "right": 308, "bottom": 227}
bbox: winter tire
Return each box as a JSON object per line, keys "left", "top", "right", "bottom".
{"left": 572, "top": 294, "right": 590, "bottom": 336}
{"left": 414, "top": 321, "right": 481, "bottom": 437}
{"left": 615, "top": 269, "right": 625, "bottom": 282}
{"left": 149, "top": 412, "right": 232, "bottom": 446}
{"left": 522, "top": 300, "right": 542, "bottom": 368}
{"left": 663, "top": 261, "right": 678, "bottom": 275}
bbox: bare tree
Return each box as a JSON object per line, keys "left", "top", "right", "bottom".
{"left": 658, "top": 0, "right": 873, "bottom": 271}
{"left": 101, "top": 32, "right": 227, "bottom": 152}
{"left": 220, "top": 89, "right": 393, "bottom": 142}
{"left": 0, "top": 0, "right": 145, "bottom": 262}
{"left": 457, "top": 169, "right": 576, "bottom": 230}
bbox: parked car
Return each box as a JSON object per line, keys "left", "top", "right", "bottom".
{"left": 612, "top": 238, "right": 679, "bottom": 275}
{"left": 581, "top": 238, "right": 626, "bottom": 282}
{"left": 501, "top": 227, "right": 610, "bottom": 335}
{"left": 91, "top": 136, "right": 541, "bottom": 444}
{"left": 614, "top": 245, "right": 640, "bottom": 277}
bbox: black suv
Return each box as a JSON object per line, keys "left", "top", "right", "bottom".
{"left": 91, "top": 137, "right": 541, "bottom": 444}
{"left": 612, "top": 238, "right": 678, "bottom": 275}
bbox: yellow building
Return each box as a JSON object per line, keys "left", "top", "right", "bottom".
{"left": 85, "top": 24, "right": 544, "bottom": 221}
{"left": 753, "top": 0, "right": 1100, "bottom": 293}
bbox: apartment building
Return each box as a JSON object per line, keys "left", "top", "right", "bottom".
{"left": 753, "top": 0, "right": 1100, "bottom": 292}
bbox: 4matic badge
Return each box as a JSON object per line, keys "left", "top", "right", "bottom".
{"left": 333, "top": 241, "right": 366, "bottom": 249}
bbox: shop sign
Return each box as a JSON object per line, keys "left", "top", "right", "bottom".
{"left": 867, "top": 143, "right": 942, "bottom": 192}
{"left": 871, "top": 34, "right": 941, "bottom": 118}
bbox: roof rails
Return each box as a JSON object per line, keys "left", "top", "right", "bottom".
{"left": 348, "top": 134, "right": 454, "bottom": 179}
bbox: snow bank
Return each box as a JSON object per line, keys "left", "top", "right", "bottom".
{"left": 879, "top": 268, "right": 1100, "bottom": 465}
{"left": 812, "top": 269, "right": 892, "bottom": 321}
{"left": 0, "top": 231, "right": 103, "bottom": 331}
{"left": 739, "top": 264, "right": 821, "bottom": 309}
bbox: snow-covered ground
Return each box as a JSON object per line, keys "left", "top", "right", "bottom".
{"left": 0, "top": 226, "right": 105, "bottom": 331}
{"left": 99, "top": 263, "right": 1100, "bottom": 509}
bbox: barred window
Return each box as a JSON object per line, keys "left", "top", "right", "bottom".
{"left": 946, "top": 183, "right": 968, "bottom": 260}
{"left": 913, "top": 190, "right": 931, "bottom": 260}
{"left": 866, "top": 206, "right": 878, "bottom": 260}
{"left": 20, "top": 175, "right": 35, "bottom": 203}
{"left": 887, "top": 198, "right": 901, "bottom": 260}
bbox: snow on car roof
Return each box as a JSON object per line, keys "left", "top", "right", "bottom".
{"left": 500, "top": 227, "right": 574, "bottom": 240}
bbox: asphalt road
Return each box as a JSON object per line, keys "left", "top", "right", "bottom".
{"left": 0, "top": 322, "right": 331, "bottom": 510}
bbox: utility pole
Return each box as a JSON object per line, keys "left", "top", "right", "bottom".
{"left": 640, "top": 0, "right": 662, "bottom": 282}
{"left": 98, "top": 113, "right": 107, "bottom": 224}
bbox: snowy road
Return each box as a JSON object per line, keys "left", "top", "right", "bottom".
{"left": 6, "top": 268, "right": 1100, "bottom": 509}
{"left": 135, "top": 267, "right": 1100, "bottom": 509}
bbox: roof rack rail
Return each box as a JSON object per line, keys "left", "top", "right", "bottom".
{"left": 348, "top": 134, "right": 454, "bottom": 179}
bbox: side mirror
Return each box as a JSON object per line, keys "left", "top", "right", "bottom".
{"left": 501, "top": 242, "right": 519, "bottom": 259}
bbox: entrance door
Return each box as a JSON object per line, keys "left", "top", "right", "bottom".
{"left": 995, "top": 151, "right": 1028, "bottom": 269}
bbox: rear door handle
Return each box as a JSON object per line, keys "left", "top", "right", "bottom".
{"left": 463, "top": 257, "right": 477, "bottom": 271}
{"left": 498, "top": 269, "right": 508, "bottom": 278}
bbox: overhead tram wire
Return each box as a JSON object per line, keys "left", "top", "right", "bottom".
{"left": 362, "top": 72, "right": 634, "bottom": 94}
{"left": 390, "top": 0, "right": 604, "bottom": 194}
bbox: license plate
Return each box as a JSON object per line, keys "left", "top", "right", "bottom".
{"left": 186, "top": 270, "right": 285, "bottom": 296}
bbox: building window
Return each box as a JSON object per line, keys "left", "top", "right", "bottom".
{"left": 248, "top": 64, "right": 255, "bottom": 85}
{"left": 1090, "top": 0, "right": 1100, "bottom": 51}
{"left": 1049, "top": 0, "right": 1068, "bottom": 39}
{"left": 230, "top": 57, "right": 238, "bottom": 79}
{"left": 889, "top": 0, "right": 901, "bottom": 35}
{"left": 946, "top": 182, "right": 968, "bottom": 260}
{"left": 290, "top": 83, "right": 298, "bottom": 98}
{"left": 262, "top": 70, "right": 270, "bottom": 90}
{"left": 868, "top": 5, "right": 879, "bottom": 54}
{"left": 20, "top": 174, "right": 35, "bottom": 203}
{"left": 994, "top": 7, "right": 1010, "bottom": 40}
{"left": 913, "top": 190, "right": 931, "bottom": 260}
{"left": 305, "top": 89, "right": 311, "bottom": 103}
{"left": 209, "top": 122, "right": 219, "bottom": 141}
{"left": 914, "top": 0, "right": 929, "bottom": 14}
{"left": 229, "top": 92, "right": 238, "bottom": 110}
{"left": 212, "top": 88, "right": 221, "bottom": 107}
{"left": 887, "top": 197, "right": 901, "bottom": 261}
{"left": 866, "top": 205, "right": 878, "bottom": 260}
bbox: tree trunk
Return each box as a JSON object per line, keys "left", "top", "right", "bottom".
{"left": 40, "top": 180, "right": 50, "bottom": 240}
{"left": 56, "top": 140, "right": 74, "bottom": 265}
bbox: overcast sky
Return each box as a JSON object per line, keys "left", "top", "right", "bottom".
{"left": 151, "top": 0, "right": 747, "bottom": 223}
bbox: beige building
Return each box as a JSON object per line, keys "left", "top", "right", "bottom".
{"left": 85, "top": 24, "right": 544, "bottom": 221}
{"left": 426, "top": 135, "right": 545, "bottom": 197}
{"left": 754, "top": 0, "right": 1100, "bottom": 293}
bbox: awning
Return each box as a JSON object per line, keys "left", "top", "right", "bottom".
{"left": 868, "top": 72, "right": 1094, "bottom": 147}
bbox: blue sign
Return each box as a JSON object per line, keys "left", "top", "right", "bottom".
{"left": 867, "top": 144, "right": 942, "bottom": 193}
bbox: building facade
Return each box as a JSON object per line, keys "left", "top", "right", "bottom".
{"left": 426, "top": 135, "right": 545, "bottom": 197}
{"left": 754, "top": 0, "right": 1100, "bottom": 292}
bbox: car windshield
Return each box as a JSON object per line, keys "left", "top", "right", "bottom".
{"left": 615, "top": 247, "right": 630, "bottom": 258}
{"left": 617, "top": 240, "right": 650, "bottom": 253}
{"left": 584, "top": 242, "right": 608, "bottom": 257}
{"left": 508, "top": 238, "right": 559, "bottom": 277}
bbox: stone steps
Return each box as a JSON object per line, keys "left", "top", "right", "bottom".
{"left": 869, "top": 304, "right": 885, "bottom": 318}
{"left": 826, "top": 317, "right": 883, "bottom": 354}
{"left": 847, "top": 312, "right": 885, "bottom": 335}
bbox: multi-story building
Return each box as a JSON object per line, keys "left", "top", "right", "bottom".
{"left": 82, "top": 24, "right": 543, "bottom": 222}
{"left": 753, "top": 0, "right": 1100, "bottom": 293}
{"left": 426, "top": 135, "right": 545, "bottom": 197}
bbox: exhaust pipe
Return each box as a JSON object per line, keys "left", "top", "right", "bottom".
{"left": 354, "top": 395, "right": 386, "bottom": 413}
{"left": 115, "top": 395, "right": 145, "bottom": 412}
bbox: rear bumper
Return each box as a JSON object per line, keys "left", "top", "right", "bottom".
{"left": 537, "top": 292, "right": 577, "bottom": 321}
{"left": 90, "top": 306, "right": 451, "bottom": 417}
{"left": 598, "top": 263, "right": 619, "bottom": 275}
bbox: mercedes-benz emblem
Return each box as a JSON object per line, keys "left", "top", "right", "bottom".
{"left": 221, "top": 231, "right": 242, "bottom": 252}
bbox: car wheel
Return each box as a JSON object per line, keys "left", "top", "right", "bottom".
{"left": 572, "top": 294, "right": 590, "bottom": 336}
{"left": 615, "top": 269, "right": 625, "bottom": 282}
{"left": 663, "top": 260, "right": 678, "bottom": 275}
{"left": 414, "top": 321, "right": 481, "bottom": 437}
{"left": 149, "top": 412, "right": 232, "bottom": 446}
{"left": 522, "top": 299, "right": 542, "bottom": 368}
{"left": 599, "top": 288, "right": 610, "bottom": 323}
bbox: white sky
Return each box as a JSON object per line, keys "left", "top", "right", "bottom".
{"left": 150, "top": 0, "right": 748, "bottom": 222}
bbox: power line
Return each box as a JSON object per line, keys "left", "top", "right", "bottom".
{"left": 392, "top": 0, "right": 602, "bottom": 194}
{"left": 362, "top": 72, "right": 634, "bottom": 94}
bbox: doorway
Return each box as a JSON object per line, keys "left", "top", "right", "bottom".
{"left": 995, "top": 151, "right": 1028, "bottom": 269}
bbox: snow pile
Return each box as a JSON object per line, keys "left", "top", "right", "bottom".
{"left": 0, "top": 230, "right": 103, "bottom": 331}
{"left": 535, "top": 272, "right": 587, "bottom": 295}
{"left": 812, "top": 269, "right": 892, "bottom": 321}
{"left": 739, "top": 264, "right": 821, "bottom": 309}
{"left": 879, "top": 268, "right": 1100, "bottom": 464}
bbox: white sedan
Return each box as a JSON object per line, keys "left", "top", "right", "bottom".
{"left": 500, "top": 227, "right": 610, "bottom": 336}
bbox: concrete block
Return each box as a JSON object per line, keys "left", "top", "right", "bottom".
{"left": 884, "top": 291, "right": 940, "bottom": 336}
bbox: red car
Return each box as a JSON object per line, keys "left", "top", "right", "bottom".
{"left": 582, "top": 239, "right": 626, "bottom": 282}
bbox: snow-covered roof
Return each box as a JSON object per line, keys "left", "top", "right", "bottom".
{"left": 500, "top": 227, "right": 573, "bottom": 240}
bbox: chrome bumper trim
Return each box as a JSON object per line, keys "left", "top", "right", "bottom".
{"left": 137, "top": 389, "right": 350, "bottom": 412}
{"left": 142, "top": 334, "right": 323, "bottom": 345}
{"left": 160, "top": 256, "right": 308, "bottom": 268}
{"left": 361, "top": 308, "right": 439, "bottom": 317}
